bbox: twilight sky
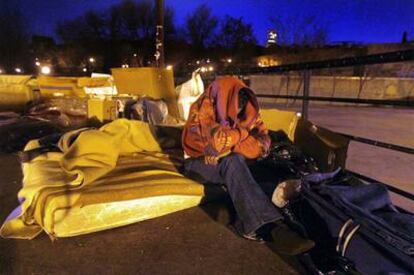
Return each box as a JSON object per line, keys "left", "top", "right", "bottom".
{"left": 14, "top": 0, "right": 414, "bottom": 45}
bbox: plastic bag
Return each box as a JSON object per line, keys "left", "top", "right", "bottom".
{"left": 175, "top": 69, "right": 204, "bottom": 120}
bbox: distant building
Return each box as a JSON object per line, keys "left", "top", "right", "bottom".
{"left": 255, "top": 42, "right": 414, "bottom": 77}
{"left": 266, "top": 30, "right": 278, "bottom": 47}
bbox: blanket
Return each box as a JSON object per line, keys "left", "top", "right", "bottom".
{"left": 1, "top": 119, "right": 204, "bottom": 239}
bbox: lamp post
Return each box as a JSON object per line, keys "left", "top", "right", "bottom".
{"left": 155, "top": 0, "right": 164, "bottom": 68}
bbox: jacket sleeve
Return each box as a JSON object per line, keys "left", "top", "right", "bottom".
{"left": 233, "top": 115, "right": 271, "bottom": 159}
{"left": 253, "top": 115, "right": 271, "bottom": 155}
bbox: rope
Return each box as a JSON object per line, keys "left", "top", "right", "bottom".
{"left": 342, "top": 225, "right": 361, "bottom": 257}
{"left": 336, "top": 219, "right": 354, "bottom": 253}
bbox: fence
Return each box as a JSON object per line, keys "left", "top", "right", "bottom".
{"left": 220, "top": 49, "right": 414, "bottom": 209}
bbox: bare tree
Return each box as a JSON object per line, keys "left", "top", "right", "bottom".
{"left": 215, "top": 16, "right": 257, "bottom": 51}
{"left": 57, "top": 0, "right": 158, "bottom": 42}
{"left": 56, "top": 0, "right": 177, "bottom": 71}
{"left": 0, "top": 1, "right": 29, "bottom": 70}
{"left": 185, "top": 4, "right": 218, "bottom": 50}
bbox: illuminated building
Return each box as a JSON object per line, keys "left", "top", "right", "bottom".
{"left": 267, "top": 30, "right": 278, "bottom": 47}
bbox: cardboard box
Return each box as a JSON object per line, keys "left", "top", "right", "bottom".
{"left": 111, "top": 67, "right": 178, "bottom": 117}
{"left": 87, "top": 98, "right": 118, "bottom": 122}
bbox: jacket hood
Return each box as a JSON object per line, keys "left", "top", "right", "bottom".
{"left": 208, "top": 77, "right": 259, "bottom": 128}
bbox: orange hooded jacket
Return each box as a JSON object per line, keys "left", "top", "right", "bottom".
{"left": 182, "top": 77, "right": 270, "bottom": 160}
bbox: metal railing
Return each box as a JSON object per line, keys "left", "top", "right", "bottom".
{"left": 337, "top": 132, "right": 414, "bottom": 155}
{"left": 220, "top": 49, "right": 414, "bottom": 203}
{"left": 221, "top": 49, "right": 414, "bottom": 74}
{"left": 348, "top": 171, "right": 414, "bottom": 201}
{"left": 255, "top": 95, "right": 414, "bottom": 108}
{"left": 235, "top": 50, "right": 414, "bottom": 119}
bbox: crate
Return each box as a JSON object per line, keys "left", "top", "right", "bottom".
{"left": 111, "top": 67, "right": 178, "bottom": 117}
{"left": 87, "top": 98, "right": 118, "bottom": 122}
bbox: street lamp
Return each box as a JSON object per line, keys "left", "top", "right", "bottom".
{"left": 89, "top": 57, "right": 95, "bottom": 63}
{"left": 35, "top": 61, "right": 41, "bottom": 66}
{"left": 41, "top": 66, "right": 51, "bottom": 75}
{"left": 166, "top": 65, "right": 173, "bottom": 70}
{"left": 227, "top": 58, "right": 232, "bottom": 63}
{"left": 15, "top": 68, "right": 22, "bottom": 73}
{"left": 83, "top": 68, "right": 87, "bottom": 72}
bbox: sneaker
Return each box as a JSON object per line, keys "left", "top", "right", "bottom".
{"left": 232, "top": 219, "right": 267, "bottom": 244}
{"left": 242, "top": 232, "right": 266, "bottom": 244}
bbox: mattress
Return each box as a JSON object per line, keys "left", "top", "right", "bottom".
{"left": 51, "top": 195, "right": 202, "bottom": 237}
{"left": 41, "top": 152, "right": 206, "bottom": 238}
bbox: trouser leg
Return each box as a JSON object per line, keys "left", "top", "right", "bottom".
{"left": 183, "top": 153, "right": 283, "bottom": 235}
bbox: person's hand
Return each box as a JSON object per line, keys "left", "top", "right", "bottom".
{"left": 212, "top": 131, "right": 232, "bottom": 153}
{"left": 204, "top": 155, "right": 219, "bottom": 165}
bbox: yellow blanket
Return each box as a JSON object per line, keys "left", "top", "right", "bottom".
{"left": 1, "top": 119, "right": 205, "bottom": 239}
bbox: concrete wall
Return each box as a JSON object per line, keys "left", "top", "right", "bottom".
{"left": 249, "top": 74, "right": 414, "bottom": 105}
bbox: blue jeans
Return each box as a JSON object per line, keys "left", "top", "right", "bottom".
{"left": 183, "top": 153, "right": 283, "bottom": 235}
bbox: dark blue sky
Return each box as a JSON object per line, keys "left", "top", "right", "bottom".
{"left": 18, "top": 0, "right": 414, "bottom": 45}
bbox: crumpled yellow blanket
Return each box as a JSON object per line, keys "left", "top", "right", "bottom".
{"left": 1, "top": 119, "right": 205, "bottom": 239}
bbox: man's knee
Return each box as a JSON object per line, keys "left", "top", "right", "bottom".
{"left": 222, "top": 153, "right": 245, "bottom": 164}
{"left": 219, "top": 153, "right": 247, "bottom": 175}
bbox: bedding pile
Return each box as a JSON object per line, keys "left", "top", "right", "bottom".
{"left": 1, "top": 119, "right": 205, "bottom": 239}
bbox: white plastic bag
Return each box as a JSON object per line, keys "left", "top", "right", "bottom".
{"left": 175, "top": 69, "right": 204, "bottom": 120}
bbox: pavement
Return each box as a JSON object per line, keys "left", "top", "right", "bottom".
{"left": 0, "top": 154, "right": 303, "bottom": 275}
{"left": 1, "top": 104, "right": 413, "bottom": 274}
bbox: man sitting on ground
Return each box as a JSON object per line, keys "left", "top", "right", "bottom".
{"left": 182, "top": 76, "right": 314, "bottom": 255}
